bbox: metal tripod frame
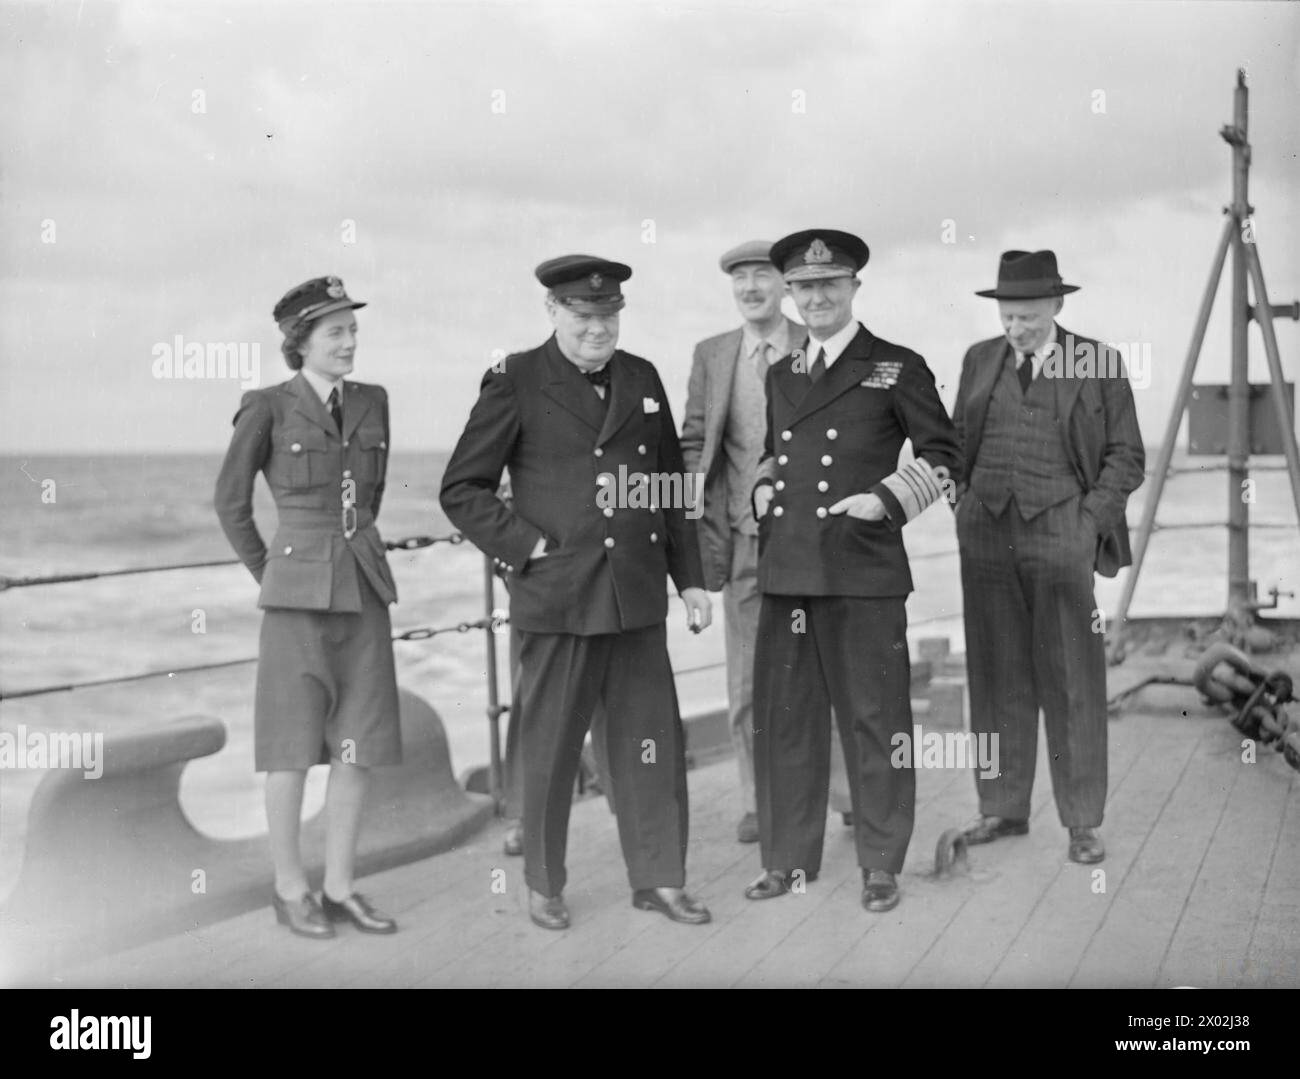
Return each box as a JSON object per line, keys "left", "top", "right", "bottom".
{"left": 1110, "top": 69, "right": 1300, "bottom": 661}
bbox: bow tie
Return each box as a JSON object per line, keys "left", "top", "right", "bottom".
{"left": 584, "top": 365, "right": 611, "bottom": 388}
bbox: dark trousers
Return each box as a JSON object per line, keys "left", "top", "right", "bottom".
{"left": 956, "top": 493, "right": 1108, "bottom": 827}
{"left": 753, "top": 593, "right": 914, "bottom": 876}
{"left": 504, "top": 626, "right": 613, "bottom": 820}
{"left": 517, "top": 623, "right": 688, "bottom": 897}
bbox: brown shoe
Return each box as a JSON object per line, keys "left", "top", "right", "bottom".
{"left": 321, "top": 891, "right": 398, "bottom": 934}
{"left": 1068, "top": 827, "right": 1105, "bottom": 864}
{"left": 272, "top": 891, "right": 335, "bottom": 939}
{"left": 962, "top": 814, "right": 1029, "bottom": 845}
{"left": 529, "top": 890, "right": 570, "bottom": 930}
{"left": 502, "top": 822, "right": 523, "bottom": 857}
{"left": 743, "top": 869, "right": 817, "bottom": 900}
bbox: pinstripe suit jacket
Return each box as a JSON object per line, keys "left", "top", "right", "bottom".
{"left": 952, "top": 326, "right": 1145, "bottom": 577}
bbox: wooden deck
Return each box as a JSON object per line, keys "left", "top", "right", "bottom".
{"left": 37, "top": 702, "right": 1299, "bottom": 989}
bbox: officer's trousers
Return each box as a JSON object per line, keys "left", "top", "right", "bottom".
{"left": 753, "top": 593, "right": 914, "bottom": 876}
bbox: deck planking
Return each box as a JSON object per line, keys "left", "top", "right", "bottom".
{"left": 22, "top": 709, "right": 1300, "bottom": 989}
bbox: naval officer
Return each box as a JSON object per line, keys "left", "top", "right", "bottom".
{"left": 440, "top": 255, "right": 713, "bottom": 930}
{"left": 747, "top": 230, "right": 962, "bottom": 912}
{"left": 215, "top": 276, "right": 400, "bottom": 939}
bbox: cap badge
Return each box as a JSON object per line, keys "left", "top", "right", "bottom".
{"left": 325, "top": 276, "right": 345, "bottom": 299}
{"left": 805, "top": 238, "right": 833, "bottom": 265}
{"left": 588, "top": 273, "right": 603, "bottom": 291}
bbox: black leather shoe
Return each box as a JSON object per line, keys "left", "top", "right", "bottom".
{"left": 321, "top": 891, "right": 398, "bottom": 934}
{"left": 272, "top": 892, "right": 335, "bottom": 939}
{"left": 529, "top": 891, "right": 570, "bottom": 930}
{"left": 1068, "top": 827, "right": 1105, "bottom": 864}
{"left": 962, "top": 814, "right": 1029, "bottom": 845}
{"left": 743, "top": 869, "right": 817, "bottom": 900}
{"left": 861, "top": 870, "right": 900, "bottom": 913}
{"left": 736, "top": 812, "right": 759, "bottom": 844}
{"left": 502, "top": 822, "right": 523, "bottom": 857}
{"left": 632, "top": 889, "right": 712, "bottom": 925}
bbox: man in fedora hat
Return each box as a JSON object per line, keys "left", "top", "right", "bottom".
{"left": 440, "top": 255, "right": 713, "bottom": 930}
{"left": 953, "top": 250, "right": 1145, "bottom": 864}
{"left": 746, "top": 229, "right": 962, "bottom": 912}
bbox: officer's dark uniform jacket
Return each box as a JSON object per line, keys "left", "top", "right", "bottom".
{"left": 439, "top": 335, "right": 705, "bottom": 635}
{"left": 214, "top": 372, "right": 397, "bottom": 612}
{"left": 754, "top": 324, "right": 963, "bottom": 596}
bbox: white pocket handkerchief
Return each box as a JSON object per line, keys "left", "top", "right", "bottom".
{"left": 643, "top": 397, "right": 660, "bottom": 414}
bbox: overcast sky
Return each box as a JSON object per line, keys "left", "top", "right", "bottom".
{"left": 2, "top": 0, "right": 1297, "bottom": 453}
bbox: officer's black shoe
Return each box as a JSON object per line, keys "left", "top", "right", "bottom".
{"left": 529, "top": 891, "right": 570, "bottom": 930}
{"left": 502, "top": 822, "right": 523, "bottom": 857}
{"left": 321, "top": 891, "right": 398, "bottom": 934}
{"left": 962, "top": 814, "right": 1029, "bottom": 845}
{"left": 632, "top": 888, "right": 712, "bottom": 925}
{"left": 861, "top": 870, "right": 900, "bottom": 913}
{"left": 1068, "top": 827, "right": 1105, "bottom": 864}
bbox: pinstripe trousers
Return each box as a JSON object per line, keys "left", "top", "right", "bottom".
{"left": 956, "top": 492, "right": 1108, "bottom": 827}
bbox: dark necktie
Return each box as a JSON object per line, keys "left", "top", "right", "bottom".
{"left": 1018, "top": 351, "right": 1034, "bottom": 394}
{"left": 809, "top": 346, "right": 826, "bottom": 383}
{"left": 585, "top": 365, "right": 611, "bottom": 390}
{"left": 327, "top": 386, "right": 343, "bottom": 433}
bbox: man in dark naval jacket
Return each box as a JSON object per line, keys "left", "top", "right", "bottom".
{"left": 954, "top": 250, "right": 1145, "bottom": 866}
{"left": 440, "top": 255, "right": 714, "bottom": 931}
{"left": 746, "top": 229, "right": 962, "bottom": 913}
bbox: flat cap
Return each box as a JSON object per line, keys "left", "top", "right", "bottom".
{"left": 719, "top": 240, "right": 776, "bottom": 274}
{"left": 536, "top": 254, "right": 632, "bottom": 313}
{"left": 770, "top": 229, "right": 869, "bottom": 282}
{"left": 272, "top": 276, "right": 366, "bottom": 327}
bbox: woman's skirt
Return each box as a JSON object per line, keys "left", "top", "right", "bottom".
{"left": 253, "top": 572, "right": 402, "bottom": 772}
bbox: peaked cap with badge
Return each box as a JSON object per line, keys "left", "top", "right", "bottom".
{"left": 536, "top": 255, "right": 632, "bottom": 314}
{"left": 770, "top": 229, "right": 870, "bottom": 282}
{"left": 272, "top": 275, "right": 367, "bottom": 330}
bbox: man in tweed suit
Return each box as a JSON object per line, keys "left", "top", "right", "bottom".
{"left": 680, "top": 240, "right": 808, "bottom": 844}
{"left": 953, "top": 250, "right": 1145, "bottom": 865}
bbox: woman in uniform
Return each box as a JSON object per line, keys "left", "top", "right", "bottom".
{"left": 215, "top": 275, "right": 401, "bottom": 939}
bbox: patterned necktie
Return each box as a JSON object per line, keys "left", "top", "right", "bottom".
{"left": 327, "top": 386, "right": 343, "bottom": 433}
{"left": 1018, "top": 351, "right": 1034, "bottom": 394}
{"left": 808, "top": 346, "right": 826, "bottom": 384}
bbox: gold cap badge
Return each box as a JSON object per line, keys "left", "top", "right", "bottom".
{"left": 804, "top": 238, "right": 833, "bottom": 265}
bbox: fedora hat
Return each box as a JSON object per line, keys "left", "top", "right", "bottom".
{"left": 975, "top": 250, "right": 1079, "bottom": 299}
